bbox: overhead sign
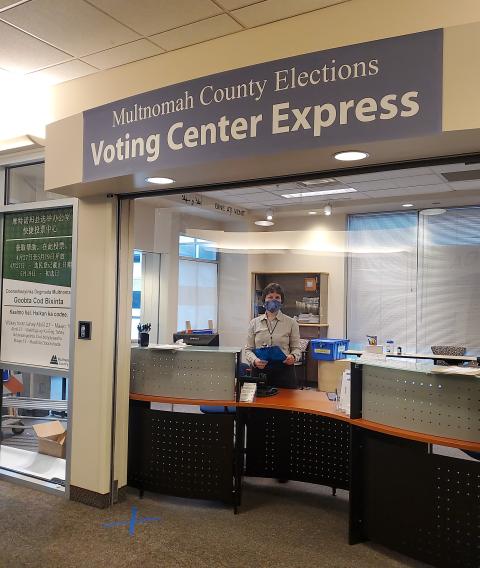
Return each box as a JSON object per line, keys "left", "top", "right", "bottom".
{"left": 83, "top": 30, "right": 443, "bottom": 182}
{"left": 1, "top": 207, "right": 73, "bottom": 370}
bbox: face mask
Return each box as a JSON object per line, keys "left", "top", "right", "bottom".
{"left": 264, "top": 299, "right": 282, "bottom": 313}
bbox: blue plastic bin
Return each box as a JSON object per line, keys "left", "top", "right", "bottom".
{"left": 311, "top": 338, "right": 350, "bottom": 360}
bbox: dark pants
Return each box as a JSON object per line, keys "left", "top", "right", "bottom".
{"left": 251, "top": 361, "right": 298, "bottom": 389}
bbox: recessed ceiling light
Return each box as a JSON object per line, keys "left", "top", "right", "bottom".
{"left": 334, "top": 151, "right": 369, "bottom": 161}
{"left": 420, "top": 208, "right": 446, "bottom": 216}
{"left": 145, "top": 177, "right": 175, "bottom": 185}
{"left": 308, "top": 211, "right": 318, "bottom": 215}
{"left": 282, "top": 187, "right": 356, "bottom": 198}
{"left": 254, "top": 220, "right": 274, "bottom": 226}
{"left": 300, "top": 178, "right": 337, "bottom": 186}
{"left": 402, "top": 203, "right": 414, "bottom": 207}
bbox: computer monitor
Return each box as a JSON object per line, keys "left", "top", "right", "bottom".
{"left": 173, "top": 333, "right": 220, "bottom": 346}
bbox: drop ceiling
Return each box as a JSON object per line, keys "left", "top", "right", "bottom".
{"left": 0, "top": 0, "right": 350, "bottom": 84}
{"left": 192, "top": 161, "right": 480, "bottom": 216}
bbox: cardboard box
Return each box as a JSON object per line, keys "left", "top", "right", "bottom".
{"left": 317, "top": 360, "right": 351, "bottom": 392}
{"left": 33, "top": 421, "right": 66, "bottom": 459}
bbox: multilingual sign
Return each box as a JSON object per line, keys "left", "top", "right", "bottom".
{"left": 83, "top": 29, "right": 443, "bottom": 182}
{"left": 1, "top": 207, "right": 73, "bottom": 370}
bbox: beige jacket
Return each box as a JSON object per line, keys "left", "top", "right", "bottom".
{"left": 244, "top": 311, "right": 301, "bottom": 365}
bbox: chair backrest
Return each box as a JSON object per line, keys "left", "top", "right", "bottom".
{"left": 299, "top": 338, "right": 310, "bottom": 353}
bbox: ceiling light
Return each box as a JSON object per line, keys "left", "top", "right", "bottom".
{"left": 402, "top": 203, "right": 414, "bottom": 208}
{"left": 308, "top": 211, "right": 318, "bottom": 215}
{"left": 334, "top": 151, "right": 369, "bottom": 161}
{"left": 324, "top": 204, "right": 332, "bottom": 216}
{"left": 420, "top": 208, "right": 446, "bottom": 216}
{"left": 145, "top": 177, "right": 175, "bottom": 185}
{"left": 254, "top": 220, "right": 274, "bottom": 226}
{"left": 300, "top": 178, "right": 337, "bottom": 186}
{"left": 266, "top": 210, "right": 273, "bottom": 221}
{"left": 282, "top": 187, "right": 356, "bottom": 198}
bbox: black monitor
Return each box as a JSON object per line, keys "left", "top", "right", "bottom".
{"left": 173, "top": 332, "right": 219, "bottom": 346}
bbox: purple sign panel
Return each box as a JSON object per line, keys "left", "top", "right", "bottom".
{"left": 83, "top": 29, "right": 443, "bottom": 182}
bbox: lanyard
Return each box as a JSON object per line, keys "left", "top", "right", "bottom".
{"left": 265, "top": 318, "right": 279, "bottom": 345}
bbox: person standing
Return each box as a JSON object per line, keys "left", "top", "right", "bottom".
{"left": 245, "top": 282, "right": 301, "bottom": 389}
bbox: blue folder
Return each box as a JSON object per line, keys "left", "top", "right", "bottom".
{"left": 254, "top": 346, "right": 287, "bottom": 362}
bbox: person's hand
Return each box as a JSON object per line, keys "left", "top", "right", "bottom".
{"left": 283, "top": 354, "right": 295, "bottom": 365}
{"left": 254, "top": 358, "right": 268, "bottom": 369}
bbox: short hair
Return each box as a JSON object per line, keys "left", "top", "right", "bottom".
{"left": 262, "top": 282, "right": 285, "bottom": 303}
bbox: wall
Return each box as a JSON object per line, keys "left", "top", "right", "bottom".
{"left": 248, "top": 215, "right": 347, "bottom": 338}
{"left": 133, "top": 204, "right": 346, "bottom": 354}
{"left": 70, "top": 196, "right": 117, "bottom": 496}
{"left": 51, "top": 1, "right": 480, "bottom": 125}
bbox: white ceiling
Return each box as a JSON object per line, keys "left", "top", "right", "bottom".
{"left": 195, "top": 162, "right": 480, "bottom": 216}
{"left": 0, "top": 0, "right": 350, "bottom": 84}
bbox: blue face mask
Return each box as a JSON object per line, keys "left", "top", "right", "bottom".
{"left": 264, "top": 299, "right": 282, "bottom": 313}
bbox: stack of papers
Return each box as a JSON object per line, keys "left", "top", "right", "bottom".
{"left": 240, "top": 382, "right": 257, "bottom": 402}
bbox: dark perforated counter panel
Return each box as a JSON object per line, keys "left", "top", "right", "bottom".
{"left": 351, "top": 428, "right": 480, "bottom": 568}
{"left": 242, "top": 408, "right": 350, "bottom": 490}
{"left": 128, "top": 400, "right": 235, "bottom": 504}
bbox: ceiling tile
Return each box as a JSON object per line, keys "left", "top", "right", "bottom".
{"left": 363, "top": 184, "right": 452, "bottom": 199}
{"left": 150, "top": 14, "right": 241, "bottom": 51}
{"left": 449, "top": 180, "right": 480, "bottom": 191}
{"left": 338, "top": 167, "right": 433, "bottom": 183}
{"left": 430, "top": 163, "right": 480, "bottom": 174}
{"left": 0, "top": 20, "right": 70, "bottom": 73}
{"left": 349, "top": 174, "right": 443, "bottom": 192}
{"left": 232, "top": 0, "right": 346, "bottom": 27}
{"left": 81, "top": 39, "right": 163, "bottom": 70}
{"left": 89, "top": 0, "right": 222, "bottom": 36}
{"left": 27, "top": 59, "right": 97, "bottom": 84}
{"left": 1, "top": 0, "right": 140, "bottom": 57}
{"left": 216, "top": 0, "right": 263, "bottom": 9}
{"left": 392, "top": 174, "right": 443, "bottom": 188}
{"left": 232, "top": 187, "right": 265, "bottom": 194}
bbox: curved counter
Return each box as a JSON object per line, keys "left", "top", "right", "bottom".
{"left": 128, "top": 351, "right": 479, "bottom": 568}
{"left": 129, "top": 389, "right": 480, "bottom": 452}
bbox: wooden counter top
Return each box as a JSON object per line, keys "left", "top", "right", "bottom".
{"left": 130, "top": 392, "right": 236, "bottom": 406}
{"left": 129, "top": 389, "right": 480, "bottom": 452}
{"left": 352, "top": 419, "right": 480, "bottom": 452}
{"left": 237, "top": 389, "right": 350, "bottom": 422}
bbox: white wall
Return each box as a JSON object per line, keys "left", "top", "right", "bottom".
{"left": 132, "top": 205, "right": 347, "bottom": 352}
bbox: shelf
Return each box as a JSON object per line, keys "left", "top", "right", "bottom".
{"left": 297, "top": 323, "right": 329, "bottom": 327}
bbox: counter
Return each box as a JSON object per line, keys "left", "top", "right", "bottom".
{"left": 128, "top": 354, "right": 479, "bottom": 568}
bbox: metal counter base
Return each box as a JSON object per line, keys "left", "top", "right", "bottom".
{"left": 128, "top": 400, "right": 236, "bottom": 506}
{"left": 128, "top": 394, "right": 479, "bottom": 568}
{"left": 239, "top": 408, "right": 350, "bottom": 491}
{"left": 350, "top": 427, "right": 479, "bottom": 568}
